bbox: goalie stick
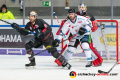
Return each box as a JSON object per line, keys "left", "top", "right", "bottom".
{"left": 98, "top": 59, "right": 120, "bottom": 74}
{"left": 53, "top": 12, "right": 60, "bottom": 25}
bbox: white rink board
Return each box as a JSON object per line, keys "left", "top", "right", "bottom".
{"left": 0, "top": 19, "right": 119, "bottom": 58}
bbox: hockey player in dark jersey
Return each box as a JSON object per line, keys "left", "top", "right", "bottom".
{"left": 10, "top": 11, "right": 71, "bottom": 69}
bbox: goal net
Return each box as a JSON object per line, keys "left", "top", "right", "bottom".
{"left": 61, "top": 20, "right": 120, "bottom": 63}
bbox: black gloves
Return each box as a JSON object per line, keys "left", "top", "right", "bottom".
{"left": 52, "top": 39, "right": 60, "bottom": 47}
{"left": 35, "top": 29, "right": 43, "bottom": 38}
{"left": 79, "top": 27, "right": 87, "bottom": 35}
{"left": 11, "top": 23, "right": 20, "bottom": 31}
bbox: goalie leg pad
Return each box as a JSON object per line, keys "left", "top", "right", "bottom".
{"left": 90, "top": 43, "right": 103, "bottom": 66}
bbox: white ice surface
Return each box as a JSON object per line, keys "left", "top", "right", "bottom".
{"left": 0, "top": 55, "right": 120, "bottom": 80}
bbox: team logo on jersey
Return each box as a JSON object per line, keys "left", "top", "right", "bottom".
{"left": 33, "top": 25, "right": 39, "bottom": 29}
{"left": 69, "top": 71, "right": 77, "bottom": 78}
{"left": 78, "top": 21, "right": 82, "bottom": 23}
{"left": 44, "top": 24, "right": 48, "bottom": 28}
{"left": 30, "top": 26, "right": 32, "bottom": 30}
{"left": 35, "top": 25, "right": 39, "bottom": 28}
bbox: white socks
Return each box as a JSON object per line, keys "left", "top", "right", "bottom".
{"left": 82, "top": 42, "right": 92, "bottom": 61}
{"left": 63, "top": 47, "right": 76, "bottom": 61}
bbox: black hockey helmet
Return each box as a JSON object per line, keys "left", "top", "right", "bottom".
{"left": 68, "top": 9, "right": 75, "bottom": 13}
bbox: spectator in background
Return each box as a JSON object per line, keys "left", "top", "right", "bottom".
{"left": 0, "top": 4, "right": 15, "bottom": 19}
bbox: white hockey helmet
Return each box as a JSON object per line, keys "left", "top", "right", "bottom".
{"left": 78, "top": 3, "right": 87, "bottom": 14}
{"left": 28, "top": 11, "right": 38, "bottom": 17}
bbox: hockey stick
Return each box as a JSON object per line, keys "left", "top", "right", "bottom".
{"left": 53, "top": 12, "right": 60, "bottom": 25}
{"left": 98, "top": 59, "right": 120, "bottom": 74}
{"left": 26, "top": 34, "right": 78, "bottom": 57}
{"left": 0, "top": 19, "right": 35, "bottom": 34}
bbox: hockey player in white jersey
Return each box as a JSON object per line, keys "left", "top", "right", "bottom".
{"left": 52, "top": 9, "right": 93, "bottom": 67}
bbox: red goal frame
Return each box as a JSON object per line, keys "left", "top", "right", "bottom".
{"left": 97, "top": 20, "right": 119, "bottom": 64}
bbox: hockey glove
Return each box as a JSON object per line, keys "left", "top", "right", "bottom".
{"left": 79, "top": 27, "right": 87, "bottom": 35}
{"left": 52, "top": 39, "right": 60, "bottom": 47}
{"left": 11, "top": 23, "right": 20, "bottom": 31}
{"left": 35, "top": 29, "right": 43, "bottom": 38}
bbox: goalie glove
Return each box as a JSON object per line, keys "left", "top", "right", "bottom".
{"left": 52, "top": 39, "right": 60, "bottom": 47}
{"left": 79, "top": 27, "right": 87, "bottom": 35}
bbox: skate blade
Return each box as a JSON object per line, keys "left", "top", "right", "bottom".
{"left": 25, "top": 66, "right": 36, "bottom": 69}
{"left": 62, "top": 66, "right": 72, "bottom": 70}
{"left": 85, "top": 66, "right": 93, "bottom": 70}
{"left": 62, "top": 67, "right": 69, "bottom": 70}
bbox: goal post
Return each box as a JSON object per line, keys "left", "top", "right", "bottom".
{"left": 97, "top": 20, "right": 119, "bottom": 63}
{"left": 100, "top": 23, "right": 110, "bottom": 60}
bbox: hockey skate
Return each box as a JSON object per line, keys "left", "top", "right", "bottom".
{"left": 25, "top": 62, "right": 36, "bottom": 69}
{"left": 62, "top": 62, "right": 72, "bottom": 70}
{"left": 85, "top": 61, "right": 93, "bottom": 70}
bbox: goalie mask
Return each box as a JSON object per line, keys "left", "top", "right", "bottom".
{"left": 78, "top": 3, "right": 87, "bottom": 14}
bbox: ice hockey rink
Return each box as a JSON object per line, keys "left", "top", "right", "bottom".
{"left": 0, "top": 0, "right": 120, "bottom": 80}
{"left": 0, "top": 55, "right": 120, "bottom": 80}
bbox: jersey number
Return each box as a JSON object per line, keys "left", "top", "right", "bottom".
{"left": 86, "top": 19, "right": 92, "bottom": 28}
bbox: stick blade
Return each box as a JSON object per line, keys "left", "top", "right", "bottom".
{"left": 98, "top": 70, "right": 108, "bottom": 74}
